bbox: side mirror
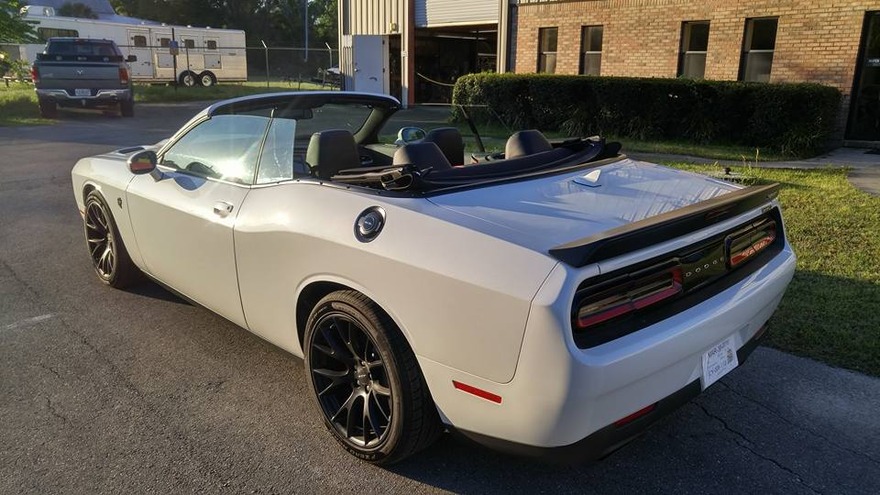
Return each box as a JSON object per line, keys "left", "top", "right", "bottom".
{"left": 394, "top": 126, "right": 426, "bottom": 145}
{"left": 128, "top": 150, "right": 157, "bottom": 174}
{"left": 126, "top": 55, "right": 137, "bottom": 63}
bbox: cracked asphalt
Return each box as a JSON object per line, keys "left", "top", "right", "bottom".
{"left": 1, "top": 102, "right": 879, "bottom": 494}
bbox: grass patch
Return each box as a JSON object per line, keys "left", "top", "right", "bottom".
{"left": 616, "top": 137, "right": 790, "bottom": 162}
{"left": 668, "top": 163, "right": 880, "bottom": 376}
{"left": 0, "top": 83, "right": 53, "bottom": 126}
{"left": 135, "top": 80, "right": 333, "bottom": 103}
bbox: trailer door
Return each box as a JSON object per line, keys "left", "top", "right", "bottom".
{"left": 127, "top": 29, "right": 154, "bottom": 77}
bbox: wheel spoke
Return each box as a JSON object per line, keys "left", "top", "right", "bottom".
{"left": 371, "top": 382, "right": 391, "bottom": 397}
{"left": 320, "top": 326, "right": 354, "bottom": 364}
{"left": 366, "top": 392, "right": 387, "bottom": 436}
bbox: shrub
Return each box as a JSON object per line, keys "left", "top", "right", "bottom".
{"left": 452, "top": 73, "right": 841, "bottom": 157}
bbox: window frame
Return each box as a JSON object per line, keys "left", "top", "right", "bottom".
{"left": 132, "top": 35, "right": 148, "bottom": 48}
{"left": 678, "top": 21, "right": 710, "bottom": 79}
{"left": 537, "top": 27, "right": 559, "bottom": 74}
{"left": 739, "top": 17, "right": 779, "bottom": 82}
{"left": 579, "top": 25, "right": 604, "bottom": 76}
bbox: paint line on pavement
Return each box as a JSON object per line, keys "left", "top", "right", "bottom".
{"left": 2, "top": 314, "right": 55, "bottom": 331}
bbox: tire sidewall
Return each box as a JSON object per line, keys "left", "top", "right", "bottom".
{"left": 303, "top": 295, "right": 408, "bottom": 463}
{"left": 84, "top": 192, "right": 119, "bottom": 286}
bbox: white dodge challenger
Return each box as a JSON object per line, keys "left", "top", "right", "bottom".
{"left": 71, "top": 92, "right": 796, "bottom": 464}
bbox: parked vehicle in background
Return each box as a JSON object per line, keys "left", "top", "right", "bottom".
{"left": 32, "top": 38, "right": 136, "bottom": 117}
{"left": 1, "top": 4, "right": 246, "bottom": 87}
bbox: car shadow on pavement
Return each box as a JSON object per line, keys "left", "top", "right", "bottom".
{"left": 126, "top": 280, "right": 191, "bottom": 305}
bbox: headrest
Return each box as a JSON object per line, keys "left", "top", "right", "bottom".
{"left": 424, "top": 127, "right": 465, "bottom": 166}
{"left": 392, "top": 142, "right": 453, "bottom": 171}
{"left": 505, "top": 129, "right": 553, "bottom": 158}
{"left": 305, "top": 129, "right": 360, "bottom": 180}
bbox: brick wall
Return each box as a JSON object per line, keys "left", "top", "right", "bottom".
{"left": 514, "top": 0, "right": 880, "bottom": 135}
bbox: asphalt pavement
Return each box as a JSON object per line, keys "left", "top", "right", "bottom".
{"left": 1, "top": 102, "right": 879, "bottom": 494}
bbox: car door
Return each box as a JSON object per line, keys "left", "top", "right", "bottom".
{"left": 126, "top": 114, "right": 270, "bottom": 327}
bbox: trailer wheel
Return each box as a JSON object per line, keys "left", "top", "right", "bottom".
{"left": 198, "top": 71, "right": 217, "bottom": 87}
{"left": 179, "top": 71, "right": 198, "bottom": 87}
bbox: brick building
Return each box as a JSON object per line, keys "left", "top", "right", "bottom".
{"left": 511, "top": 0, "right": 880, "bottom": 142}
{"left": 339, "top": 1, "right": 880, "bottom": 141}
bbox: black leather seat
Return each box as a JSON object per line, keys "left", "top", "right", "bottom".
{"left": 305, "top": 129, "right": 361, "bottom": 179}
{"left": 423, "top": 127, "right": 465, "bottom": 166}
{"left": 505, "top": 129, "right": 553, "bottom": 158}
{"left": 392, "top": 142, "right": 453, "bottom": 171}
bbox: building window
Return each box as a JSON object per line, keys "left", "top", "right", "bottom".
{"left": 537, "top": 27, "right": 558, "bottom": 73}
{"left": 580, "top": 25, "right": 603, "bottom": 76}
{"left": 159, "top": 38, "right": 171, "bottom": 48}
{"left": 37, "top": 27, "right": 78, "bottom": 42}
{"left": 132, "top": 35, "right": 147, "bottom": 48}
{"left": 679, "top": 21, "right": 709, "bottom": 78}
{"left": 184, "top": 39, "right": 196, "bottom": 49}
{"left": 740, "top": 17, "right": 778, "bottom": 82}
{"left": 206, "top": 40, "right": 218, "bottom": 50}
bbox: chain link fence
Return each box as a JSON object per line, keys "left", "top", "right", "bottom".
{"left": 247, "top": 46, "right": 340, "bottom": 88}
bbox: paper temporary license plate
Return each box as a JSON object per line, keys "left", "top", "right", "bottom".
{"left": 701, "top": 336, "right": 739, "bottom": 389}
{"left": 75, "top": 88, "right": 91, "bottom": 96}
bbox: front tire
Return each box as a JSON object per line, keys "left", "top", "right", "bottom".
{"left": 83, "top": 191, "right": 140, "bottom": 288}
{"left": 304, "top": 290, "right": 442, "bottom": 464}
{"left": 179, "top": 70, "right": 197, "bottom": 87}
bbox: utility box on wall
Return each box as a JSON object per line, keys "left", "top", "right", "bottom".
{"left": 341, "top": 35, "right": 389, "bottom": 95}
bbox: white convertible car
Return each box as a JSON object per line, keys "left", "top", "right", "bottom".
{"left": 71, "top": 92, "right": 795, "bottom": 464}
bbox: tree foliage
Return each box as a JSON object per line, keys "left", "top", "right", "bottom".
{"left": 0, "top": 0, "right": 37, "bottom": 43}
{"left": 58, "top": 2, "right": 99, "bottom": 19}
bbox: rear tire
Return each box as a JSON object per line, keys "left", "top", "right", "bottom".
{"left": 38, "top": 99, "right": 57, "bottom": 118}
{"left": 83, "top": 191, "right": 141, "bottom": 288}
{"left": 198, "top": 71, "right": 217, "bottom": 87}
{"left": 120, "top": 99, "right": 135, "bottom": 117}
{"left": 304, "top": 290, "right": 442, "bottom": 465}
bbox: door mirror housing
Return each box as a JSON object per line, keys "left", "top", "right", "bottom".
{"left": 126, "top": 54, "right": 137, "bottom": 63}
{"left": 394, "top": 127, "right": 426, "bottom": 145}
{"left": 128, "top": 150, "right": 157, "bottom": 174}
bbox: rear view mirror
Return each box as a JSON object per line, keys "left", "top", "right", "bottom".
{"left": 126, "top": 55, "right": 137, "bottom": 63}
{"left": 128, "top": 150, "right": 157, "bottom": 174}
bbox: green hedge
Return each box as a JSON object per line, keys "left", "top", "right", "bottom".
{"left": 452, "top": 73, "right": 842, "bottom": 156}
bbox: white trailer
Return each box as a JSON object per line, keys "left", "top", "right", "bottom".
{"left": 8, "top": 5, "right": 247, "bottom": 86}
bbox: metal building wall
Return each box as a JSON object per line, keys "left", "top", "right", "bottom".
{"left": 415, "top": 0, "right": 499, "bottom": 27}
{"left": 345, "top": 0, "right": 405, "bottom": 35}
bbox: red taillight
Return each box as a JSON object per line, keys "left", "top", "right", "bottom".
{"left": 576, "top": 267, "right": 683, "bottom": 330}
{"left": 31, "top": 65, "right": 39, "bottom": 84}
{"left": 614, "top": 404, "right": 656, "bottom": 427}
{"left": 728, "top": 221, "right": 777, "bottom": 268}
{"left": 119, "top": 67, "right": 129, "bottom": 85}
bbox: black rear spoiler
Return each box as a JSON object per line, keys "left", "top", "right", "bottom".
{"left": 549, "top": 183, "right": 780, "bottom": 267}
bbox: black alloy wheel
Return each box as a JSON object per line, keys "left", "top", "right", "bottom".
{"left": 304, "top": 291, "right": 442, "bottom": 464}
{"left": 310, "top": 313, "right": 393, "bottom": 449}
{"left": 83, "top": 191, "right": 140, "bottom": 288}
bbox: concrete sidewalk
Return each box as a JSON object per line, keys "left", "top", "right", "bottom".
{"left": 628, "top": 147, "right": 880, "bottom": 196}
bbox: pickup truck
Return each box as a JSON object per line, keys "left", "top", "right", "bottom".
{"left": 31, "top": 38, "right": 136, "bottom": 118}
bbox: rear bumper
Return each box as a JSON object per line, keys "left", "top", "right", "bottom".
{"left": 453, "top": 324, "right": 767, "bottom": 462}
{"left": 420, "top": 240, "right": 796, "bottom": 458}
{"left": 37, "top": 88, "right": 131, "bottom": 105}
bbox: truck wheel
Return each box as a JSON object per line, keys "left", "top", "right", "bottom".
{"left": 179, "top": 71, "right": 197, "bottom": 87}
{"left": 198, "top": 71, "right": 217, "bottom": 87}
{"left": 120, "top": 99, "right": 135, "bottom": 118}
{"left": 38, "top": 99, "right": 57, "bottom": 118}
